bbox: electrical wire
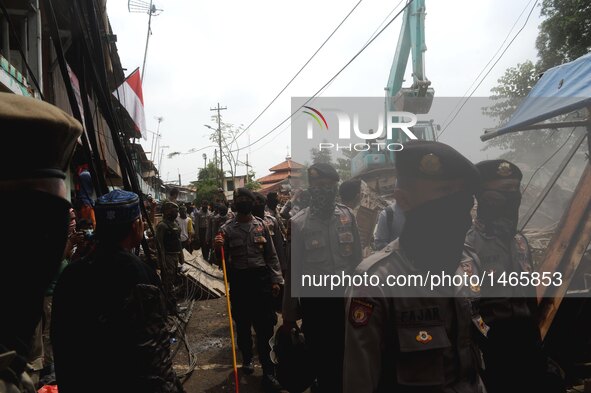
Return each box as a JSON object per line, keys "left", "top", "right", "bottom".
{"left": 230, "top": 0, "right": 366, "bottom": 146}
{"left": 521, "top": 127, "right": 577, "bottom": 195}
{"left": 437, "top": 0, "right": 539, "bottom": 138}
{"left": 437, "top": 0, "right": 536, "bottom": 130}
{"left": 231, "top": 0, "right": 414, "bottom": 153}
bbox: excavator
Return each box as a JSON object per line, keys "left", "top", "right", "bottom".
{"left": 351, "top": 0, "right": 437, "bottom": 195}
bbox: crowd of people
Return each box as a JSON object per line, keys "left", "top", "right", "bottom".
{"left": 0, "top": 93, "right": 568, "bottom": 393}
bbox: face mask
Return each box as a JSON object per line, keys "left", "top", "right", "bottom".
{"left": 235, "top": 200, "right": 253, "bottom": 215}
{"left": 308, "top": 185, "right": 337, "bottom": 217}
{"left": 477, "top": 189, "right": 521, "bottom": 237}
{"left": 253, "top": 204, "right": 266, "bottom": 218}
{"left": 0, "top": 190, "right": 70, "bottom": 356}
{"left": 400, "top": 191, "right": 474, "bottom": 272}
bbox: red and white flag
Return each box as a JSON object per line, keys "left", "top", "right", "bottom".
{"left": 113, "top": 68, "right": 147, "bottom": 139}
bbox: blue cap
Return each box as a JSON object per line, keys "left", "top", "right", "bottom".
{"left": 95, "top": 189, "right": 141, "bottom": 224}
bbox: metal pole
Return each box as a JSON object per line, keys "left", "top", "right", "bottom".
{"left": 141, "top": 0, "right": 153, "bottom": 83}
{"left": 210, "top": 103, "right": 227, "bottom": 187}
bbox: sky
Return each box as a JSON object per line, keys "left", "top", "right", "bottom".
{"left": 107, "top": 0, "right": 544, "bottom": 185}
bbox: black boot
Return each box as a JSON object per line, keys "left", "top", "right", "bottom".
{"left": 242, "top": 357, "right": 254, "bottom": 375}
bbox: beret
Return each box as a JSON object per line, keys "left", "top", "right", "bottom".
{"left": 253, "top": 192, "right": 266, "bottom": 204}
{"left": 308, "top": 163, "right": 339, "bottom": 182}
{"left": 234, "top": 187, "right": 256, "bottom": 201}
{"left": 396, "top": 140, "right": 480, "bottom": 192}
{"left": 0, "top": 92, "right": 83, "bottom": 180}
{"left": 95, "top": 190, "right": 140, "bottom": 224}
{"left": 476, "top": 159, "right": 522, "bottom": 182}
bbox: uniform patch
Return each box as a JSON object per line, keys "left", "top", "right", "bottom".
{"left": 472, "top": 316, "right": 490, "bottom": 337}
{"left": 415, "top": 330, "right": 433, "bottom": 344}
{"left": 339, "top": 213, "right": 351, "bottom": 225}
{"left": 497, "top": 162, "right": 513, "bottom": 177}
{"left": 349, "top": 298, "right": 374, "bottom": 327}
{"left": 460, "top": 261, "right": 473, "bottom": 275}
{"left": 419, "top": 153, "right": 442, "bottom": 175}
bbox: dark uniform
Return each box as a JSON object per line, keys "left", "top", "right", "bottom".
{"left": 218, "top": 188, "right": 283, "bottom": 387}
{"left": 195, "top": 205, "right": 212, "bottom": 261}
{"left": 208, "top": 205, "right": 230, "bottom": 267}
{"left": 343, "top": 141, "right": 484, "bottom": 393}
{"left": 0, "top": 93, "right": 81, "bottom": 393}
{"left": 466, "top": 160, "right": 553, "bottom": 393}
{"left": 283, "top": 163, "right": 362, "bottom": 393}
{"left": 51, "top": 190, "right": 184, "bottom": 393}
{"left": 155, "top": 202, "right": 185, "bottom": 313}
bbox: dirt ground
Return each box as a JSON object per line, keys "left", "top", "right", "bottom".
{"left": 172, "top": 296, "right": 283, "bottom": 393}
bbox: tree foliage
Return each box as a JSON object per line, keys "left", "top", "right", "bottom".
{"left": 191, "top": 162, "right": 223, "bottom": 203}
{"left": 536, "top": 0, "right": 591, "bottom": 71}
{"left": 309, "top": 144, "right": 355, "bottom": 181}
{"left": 482, "top": 61, "right": 572, "bottom": 163}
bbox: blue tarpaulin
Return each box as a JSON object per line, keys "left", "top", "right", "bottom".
{"left": 495, "top": 52, "right": 591, "bottom": 135}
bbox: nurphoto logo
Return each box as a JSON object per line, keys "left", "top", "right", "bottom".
{"left": 302, "top": 107, "right": 419, "bottom": 152}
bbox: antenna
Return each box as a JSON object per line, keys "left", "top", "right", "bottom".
{"left": 128, "top": 0, "right": 163, "bottom": 83}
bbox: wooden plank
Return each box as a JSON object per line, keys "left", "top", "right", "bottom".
{"left": 537, "top": 164, "right": 591, "bottom": 339}
{"left": 182, "top": 250, "right": 226, "bottom": 298}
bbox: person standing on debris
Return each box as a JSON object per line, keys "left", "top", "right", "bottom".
{"left": 343, "top": 140, "right": 483, "bottom": 393}
{"left": 214, "top": 188, "right": 284, "bottom": 393}
{"left": 0, "top": 93, "right": 82, "bottom": 393}
{"left": 52, "top": 190, "right": 184, "bottom": 393}
{"left": 466, "top": 159, "right": 563, "bottom": 393}
{"left": 156, "top": 201, "right": 185, "bottom": 314}
{"left": 282, "top": 163, "right": 362, "bottom": 393}
{"left": 195, "top": 200, "right": 212, "bottom": 262}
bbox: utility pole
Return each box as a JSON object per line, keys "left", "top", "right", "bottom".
{"left": 246, "top": 153, "right": 250, "bottom": 183}
{"left": 202, "top": 153, "right": 207, "bottom": 169}
{"left": 210, "top": 103, "right": 227, "bottom": 187}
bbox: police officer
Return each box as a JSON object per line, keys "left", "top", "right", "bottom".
{"left": 156, "top": 201, "right": 185, "bottom": 313}
{"left": 266, "top": 192, "right": 288, "bottom": 240}
{"left": 343, "top": 140, "right": 483, "bottom": 393}
{"left": 466, "top": 159, "right": 562, "bottom": 393}
{"left": 214, "top": 188, "right": 284, "bottom": 392}
{"left": 0, "top": 93, "right": 81, "bottom": 393}
{"left": 282, "top": 163, "right": 362, "bottom": 393}
{"left": 253, "top": 192, "right": 287, "bottom": 275}
{"left": 51, "top": 190, "right": 184, "bottom": 393}
{"left": 372, "top": 200, "right": 405, "bottom": 251}
{"left": 195, "top": 200, "right": 212, "bottom": 261}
